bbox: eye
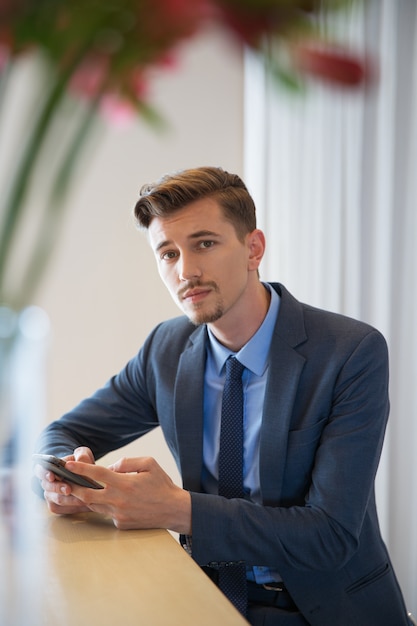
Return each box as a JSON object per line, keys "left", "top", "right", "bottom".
{"left": 198, "top": 240, "right": 214, "bottom": 249}
{"left": 160, "top": 250, "right": 178, "bottom": 261}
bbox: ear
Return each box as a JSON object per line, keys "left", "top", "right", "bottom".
{"left": 247, "top": 229, "right": 266, "bottom": 271}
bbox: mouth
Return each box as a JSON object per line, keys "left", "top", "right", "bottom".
{"left": 181, "top": 287, "right": 211, "bottom": 304}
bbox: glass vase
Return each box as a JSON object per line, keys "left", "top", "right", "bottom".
{"left": 0, "top": 305, "right": 50, "bottom": 625}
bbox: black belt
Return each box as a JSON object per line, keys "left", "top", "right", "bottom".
{"left": 247, "top": 580, "right": 298, "bottom": 610}
{"left": 202, "top": 567, "right": 298, "bottom": 611}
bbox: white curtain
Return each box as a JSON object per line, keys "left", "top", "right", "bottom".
{"left": 244, "top": 0, "right": 417, "bottom": 616}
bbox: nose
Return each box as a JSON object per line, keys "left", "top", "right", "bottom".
{"left": 178, "top": 253, "right": 202, "bottom": 282}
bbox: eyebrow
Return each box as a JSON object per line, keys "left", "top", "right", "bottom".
{"left": 154, "top": 230, "right": 221, "bottom": 252}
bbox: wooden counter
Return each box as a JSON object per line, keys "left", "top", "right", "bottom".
{"left": 2, "top": 504, "right": 248, "bottom": 625}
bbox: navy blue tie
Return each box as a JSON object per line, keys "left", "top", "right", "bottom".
{"left": 218, "top": 356, "right": 248, "bottom": 616}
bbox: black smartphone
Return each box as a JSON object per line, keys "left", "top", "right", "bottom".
{"left": 33, "top": 454, "right": 104, "bottom": 489}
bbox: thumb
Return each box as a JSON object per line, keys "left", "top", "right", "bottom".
{"left": 108, "top": 456, "right": 154, "bottom": 474}
{"left": 73, "top": 446, "right": 95, "bottom": 464}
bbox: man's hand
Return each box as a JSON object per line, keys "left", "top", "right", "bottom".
{"left": 34, "top": 446, "right": 95, "bottom": 515}
{"left": 64, "top": 456, "right": 192, "bottom": 534}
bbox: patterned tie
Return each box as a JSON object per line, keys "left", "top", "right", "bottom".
{"left": 218, "top": 356, "right": 248, "bottom": 616}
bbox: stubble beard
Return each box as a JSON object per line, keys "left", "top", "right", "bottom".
{"left": 177, "top": 281, "right": 224, "bottom": 326}
{"left": 187, "top": 301, "right": 225, "bottom": 326}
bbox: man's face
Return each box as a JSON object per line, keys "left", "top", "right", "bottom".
{"left": 148, "top": 198, "right": 257, "bottom": 327}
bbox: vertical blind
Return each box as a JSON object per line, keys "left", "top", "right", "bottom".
{"left": 244, "top": 0, "right": 417, "bottom": 616}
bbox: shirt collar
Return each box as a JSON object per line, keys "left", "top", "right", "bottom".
{"left": 207, "top": 283, "right": 280, "bottom": 377}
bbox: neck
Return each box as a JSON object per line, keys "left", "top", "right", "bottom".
{"left": 208, "top": 281, "right": 271, "bottom": 352}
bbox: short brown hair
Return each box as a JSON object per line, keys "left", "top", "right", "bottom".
{"left": 133, "top": 166, "right": 257, "bottom": 241}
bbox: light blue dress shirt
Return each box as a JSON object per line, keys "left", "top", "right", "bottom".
{"left": 202, "top": 283, "right": 282, "bottom": 583}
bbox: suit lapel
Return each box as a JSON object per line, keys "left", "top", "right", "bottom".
{"left": 174, "top": 325, "right": 207, "bottom": 491}
{"left": 172, "top": 284, "right": 308, "bottom": 502}
{"left": 259, "top": 284, "right": 307, "bottom": 504}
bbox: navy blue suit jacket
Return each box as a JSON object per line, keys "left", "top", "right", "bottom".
{"left": 37, "top": 283, "right": 408, "bottom": 625}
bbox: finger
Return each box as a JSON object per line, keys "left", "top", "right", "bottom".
{"left": 41, "top": 477, "right": 72, "bottom": 496}
{"left": 65, "top": 460, "right": 110, "bottom": 486}
{"left": 34, "top": 464, "right": 64, "bottom": 485}
{"left": 108, "top": 456, "right": 156, "bottom": 474}
{"left": 73, "top": 447, "right": 95, "bottom": 464}
{"left": 33, "top": 464, "right": 49, "bottom": 481}
{"left": 62, "top": 454, "right": 75, "bottom": 462}
{"left": 45, "top": 490, "right": 80, "bottom": 507}
{"left": 44, "top": 479, "right": 104, "bottom": 513}
{"left": 45, "top": 491, "right": 91, "bottom": 515}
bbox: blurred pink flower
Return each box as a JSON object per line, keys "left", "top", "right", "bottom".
{"left": 211, "top": 3, "right": 278, "bottom": 47}
{"left": 69, "top": 55, "right": 110, "bottom": 99}
{"left": 99, "top": 94, "right": 137, "bottom": 128}
{"left": 292, "top": 42, "right": 371, "bottom": 87}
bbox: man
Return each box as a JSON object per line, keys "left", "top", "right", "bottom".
{"left": 35, "top": 167, "right": 409, "bottom": 625}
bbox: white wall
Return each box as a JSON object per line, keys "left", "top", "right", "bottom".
{"left": 35, "top": 26, "right": 244, "bottom": 484}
